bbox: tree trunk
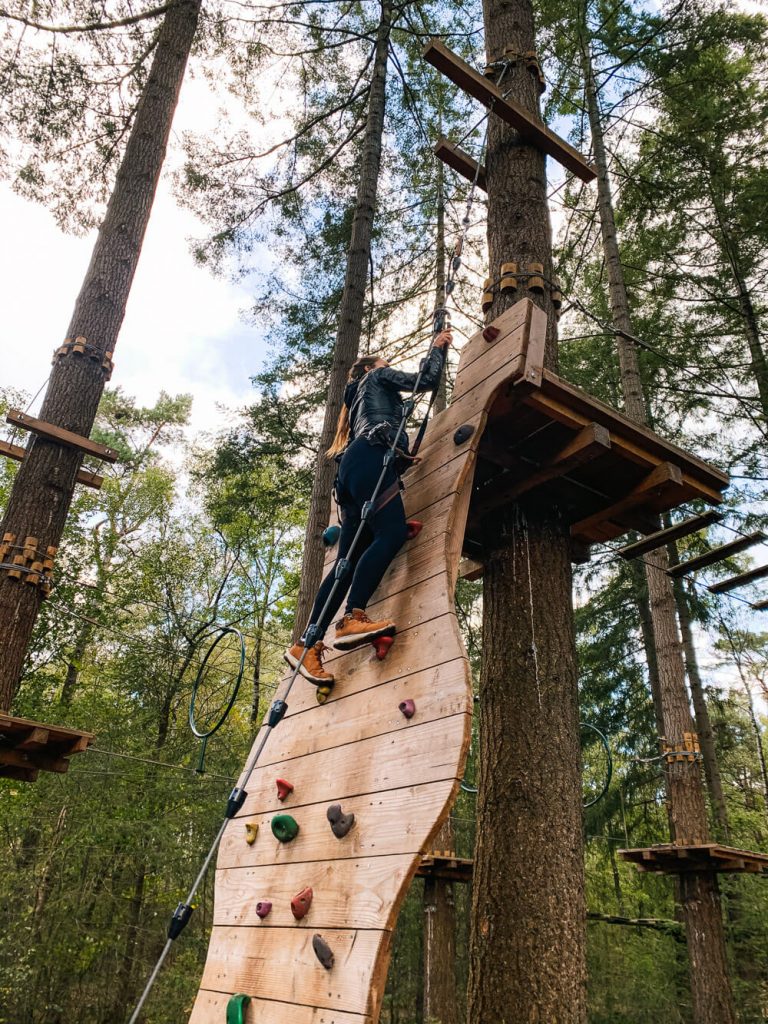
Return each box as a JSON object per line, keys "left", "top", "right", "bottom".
{"left": 292, "top": 0, "right": 393, "bottom": 642}
{"left": 628, "top": 559, "right": 666, "bottom": 744}
{"left": 433, "top": 151, "right": 448, "bottom": 415}
{"left": 582, "top": 38, "right": 736, "bottom": 1023}
{"left": 250, "top": 634, "right": 262, "bottom": 723}
{"left": 0, "top": 0, "right": 201, "bottom": 711}
{"left": 60, "top": 621, "right": 92, "bottom": 707}
{"left": 467, "top": 6, "right": 587, "bottom": 1020}
{"left": 422, "top": 819, "right": 457, "bottom": 1024}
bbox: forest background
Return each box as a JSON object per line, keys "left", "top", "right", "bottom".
{"left": 1, "top": 0, "right": 767, "bottom": 1021}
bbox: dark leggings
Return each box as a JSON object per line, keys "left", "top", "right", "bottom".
{"left": 307, "top": 437, "right": 409, "bottom": 639}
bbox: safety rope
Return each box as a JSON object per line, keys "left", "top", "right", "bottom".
{"left": 126, "top": 61, "right": 510, "bottom": 1023}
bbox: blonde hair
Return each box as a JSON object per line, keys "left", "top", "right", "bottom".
{"left": 326, "top": 356, "right": 379, "bottom": 457}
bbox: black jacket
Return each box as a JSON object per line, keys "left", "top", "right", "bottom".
{"left": 344, "top": 348, "right": 445, "bottom": 452}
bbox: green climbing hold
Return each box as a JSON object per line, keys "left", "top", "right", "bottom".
{"left": 226, "top": 993, "right": 251, "bottom": 1024}
{"left": 271, "top": 813, "right": 300, "bottom": 843}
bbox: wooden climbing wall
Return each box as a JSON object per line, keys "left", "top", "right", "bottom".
{"left": 188, "top": 298, "right": 544, "bottom": 1023}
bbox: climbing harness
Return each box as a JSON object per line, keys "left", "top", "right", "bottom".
{"left": 127, "top": 63, "right": 504, "bottom": 1023}
{"left": 188, "top": 626, "right": 246, "bottom": 774}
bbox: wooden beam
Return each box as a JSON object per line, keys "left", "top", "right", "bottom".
{"left": 708, "top": 563, "right": 768, "bottom": 595}
{"left": 7, "top": 410, "right": 118, "bottom": 463}
{"left": 751, "top": 598, "right": 768, "bottom": 611}
{"left": 571, "top": 462, "right": 684, "bottom": 544}
{"left": 474, "top": 423, "right": 611, "bottom": 517}
{"left": 422, "top": 39, "right": 597, "bottom": 183}
{"left": 434, "top": 136, "right": 487, "bottom": 190}
{"left": 667, "top": 531, "right": 766, "bottom": 578}
{"left": 0, "top": 438, "right": 105, "bottom": 489}
{"left": 617, "top": 511, "right": 724, "bottom": 560}
{"left": 458, "top": 557, "right": 484, "bottom": 581}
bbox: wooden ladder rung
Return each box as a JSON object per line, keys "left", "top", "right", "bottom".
{"left": 617, "top": 511, "right": 723, "bottom": 559}
{"left": 667, "top": 531, "right": 766, "bottom": 578}
{"left": 7, "top": 410, "right": 118, "bottom": 463}
{"left": 709, "top": 563, "right": 768, "bottom": 594}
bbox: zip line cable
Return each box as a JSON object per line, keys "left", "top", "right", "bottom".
{"left": 127, "top": 60, "right": 510, "bottom": 1023}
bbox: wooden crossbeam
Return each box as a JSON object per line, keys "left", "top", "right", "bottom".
{"left": 422, "top": 39, "right": 597, "bottom": 183}
{"left": 571, "top": 462, "right": 684, "bottom": 544}
{"left": 751, "top": 598, "right": 768, "bottom": 611}
{"left": 617, "top": 511, "right": 724, "bottom": 560}
{"left": 7, "top": 410, "right": 118, "bottom": 463}
{"left": 434, "top": 136, "right": 487, "bottom": 190}
{"left": 667, "top": 531, "right": 766, "bottom": 578}
{"left": 0, "top": 438, "right": 105, "bottom": 489}
{"left": 474, "top": 423, "right": 610, "bottom": 517}
{"left": 708, "top": 563, "right": 768, "bottom": 595}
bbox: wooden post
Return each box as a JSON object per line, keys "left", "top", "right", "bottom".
{"left": 466, "top": 2, "right": 587, "bottom": 1020}
{"left": 0, "top": 0, "right": 201, "bottom": 711}
{"left": 422, "top": 819, "right": 458, "bottom": 1024}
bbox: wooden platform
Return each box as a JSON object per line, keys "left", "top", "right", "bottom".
{"left": 0, "top": 713, "right": 93, "bottom": 782}
{"left": 619, "top": 843, "right": 768, "bottom": 875}
{"left": 460, "top": 304, "right": 728, "bottom": 553}
{"left": 417, "top": 852, "right": 474, "bottom": 883}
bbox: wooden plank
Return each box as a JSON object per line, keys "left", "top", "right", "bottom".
{"left": 0, "top": 712, "right": 93, "bottom": 744}
{"left": 0, "top": 439, "right": 104, "bottom": 489}
{"left": 473, "top": 422, "right": 611, "bottom": 516}
{"left": 708, "top": 563, "right": 768, "bottom": 595}
{"left": 234, "top": 715, "right": 470, "bottom": 819}
{"left": 0, "top": 764, "right": 39, "bottom": 781}
{"left": 617, "top": 511, "right": 724, "bottom": 559}
{"left": 458, "top": 557, "right": 484, "bottom": 581}
{"left": 422, "top": 39, "right": 597, "bottom": 183}
{"left": 249, "top": 660, "right": 470, "bottom": 768}
{"left": 0, "top": 747, "right": 70, "bottom": 774}
{"left": 571, "top": 463, "right": 685, "bottom": 543}
{"left": 14, "top": 727, "right": 49, "bottom": 751}
{"left": 214, "top": 854, "right": 415, "bottom": 930}
{"left": 200, "top": 926, "right": 387, "bottom": 1017}
{"left": 434, "top": 136, "right": 487, "bottom": 190}
{"left": 751, "top": 597, "right": 768, "bottom": 611}
{"left": 450, "top": 299, "right": 532, "bottom": 380}
{"left": 6, "top": 409, "right": 119, "bottom": 463}
{"left": 667, "top": 531, "right": 766, "bottom": 578}
{"left": 536, "top": 372, "right": 729, "bottom": 495}
{"left": 189, "top": 989, "right": 371, "bottom": 1024}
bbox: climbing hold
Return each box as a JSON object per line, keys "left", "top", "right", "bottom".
{"left": 271, "top": 814, "right": 300, "bottom": 843}
{"left": 312, "top": 934, "right": 334, "bottom": 970}
{"left": 373, "top": 635, "right": 394, "bottom": 661}
{"left": 322, "top": 524, "right": 341, "bottom": 547}
{"left": 226, "top": 993, "right": 251, "bottom": 1024}
{"left": 453, "top": 424, "right": 475, "bottom": 446}
{"left": 327, "top": 803, "right": 355, "bottom": 839}
{"left": 291, "top": 886, "right": 313, "bottom": 920}
{"left": 406, "top": 520, "right": 423, "bottom": 540}
{"left": 244, "top": 823, "right": 259, "bottom": 845}
{"left": 483, "top": 325, "right": 500, "bottom": 343}
{"left": 276, "top": 778, "right": 294, "bottom": 802}
{"left": 255, "top": 900, "right": 272, "bottom": 919}
{"left": 399, "top": 699, "right": 416, "bottom": 719}
{"left": 316, "top": 683, "right": 333, "bottom": 705}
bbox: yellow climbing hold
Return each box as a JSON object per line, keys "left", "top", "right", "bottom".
{"left": 245, "top": 823, "right": 259, "bottom": 845}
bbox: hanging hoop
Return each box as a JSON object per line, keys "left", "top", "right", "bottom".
{"left": 580, "top": 721, "right": 613, "bottom": 809}
{"left": 188, "top": 627, "right": 246, "bottom": 772}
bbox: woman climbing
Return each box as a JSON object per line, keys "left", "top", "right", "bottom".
{"left": 285, "top": 330, "right": 452, "bottom": 687}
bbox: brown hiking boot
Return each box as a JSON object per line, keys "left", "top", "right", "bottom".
{"left": 333, "top": 609, "right": 396, "bottom": 651}
{"left": 284, "top": 641, "right": 335, "bottom": 686}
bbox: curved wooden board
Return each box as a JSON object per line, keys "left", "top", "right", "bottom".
{"left": 189, "top": 298, "right": 542, "bottom": 1022}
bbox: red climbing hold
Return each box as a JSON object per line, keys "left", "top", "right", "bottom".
{"left": 373, "top": 635, "right": 394, "bottom": 661}
{"left": 291, "top": 887, "right": 313, "bottom": 920}
{"left": 255, "top": 901, "right": 272, "bottom": 919}
{"left": 483, "top": 325, "right": 500, "bottom": 343}
{"left": 399, "top": 699, "right": 416, "bottom": 719}
{"left": 276, "top": 778, "right": 294, "bottom": 802}
{"left": 406, "top": 520, "right": 423, "bottom": 540}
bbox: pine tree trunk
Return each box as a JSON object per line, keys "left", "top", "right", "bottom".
{"left": 467, "top": 4, "right": 587, "bottom": 1020}
{"left": 0, "top": 0, "right": 200, "bottom": 711}
{"left": 422, "top": 819, "right": 457, "bottom": 1024}
{"left": 582, "top": 38, "right": 736, "bottom": 1023}
{"left": 292, "top": 0, "right": 392, "bottom": 642}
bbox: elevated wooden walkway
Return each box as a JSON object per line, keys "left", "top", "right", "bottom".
{"left": 189, "top": 299, "right": 728, "bottom": 1024}
{"left": 0, "top": 713, "right": 93, "bottom": 781}
{"left": 620, "top": 843, "right": 768, "bottom": 875}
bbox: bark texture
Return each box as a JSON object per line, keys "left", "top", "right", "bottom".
{"left": 0, "top": 0, "right": 200, "bottom": 710}
{"left": 292, "top": 0, "right": 392, "bottom": 641}
{"left": 467, "top": 3, "right": 587, "bottom": 1020}
{"left": 582, "top": 37, "right": 736, "bottom": 1022}
{"left": 422, "top": 819, "right": 458, "bottom": 1024}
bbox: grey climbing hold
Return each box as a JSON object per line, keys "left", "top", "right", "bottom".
{"left": 327, "top": 803, "right": 355, "bottom": 839}
{"left": 312, "top": 933, "right": 334, "bottom": 970}
{"left": 454, "top": 424, "right": 475, "bottom": 445}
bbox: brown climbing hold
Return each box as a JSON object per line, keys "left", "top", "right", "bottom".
{"left": 399, "top": 699, "right": 416, "bottom": 719}
{"left": 483, "top": 325, "right": 500, "bottom": 343}
{"left": 255, "top": 900, "right": 272, "bottom": 919}
{"left": 276, "top": 778, "right": 294, "bottom": 801}
{"left": 312, "top": 934, "right": 334, "bottom": 970}
{"left": 244, "top": 823, "right": 259, "bottom": 845}
{"left": 291, "top": 887, "right": 313, "bottom": 920}
{"left": 327, "top": 803, "right": 355, "bottom": 839}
